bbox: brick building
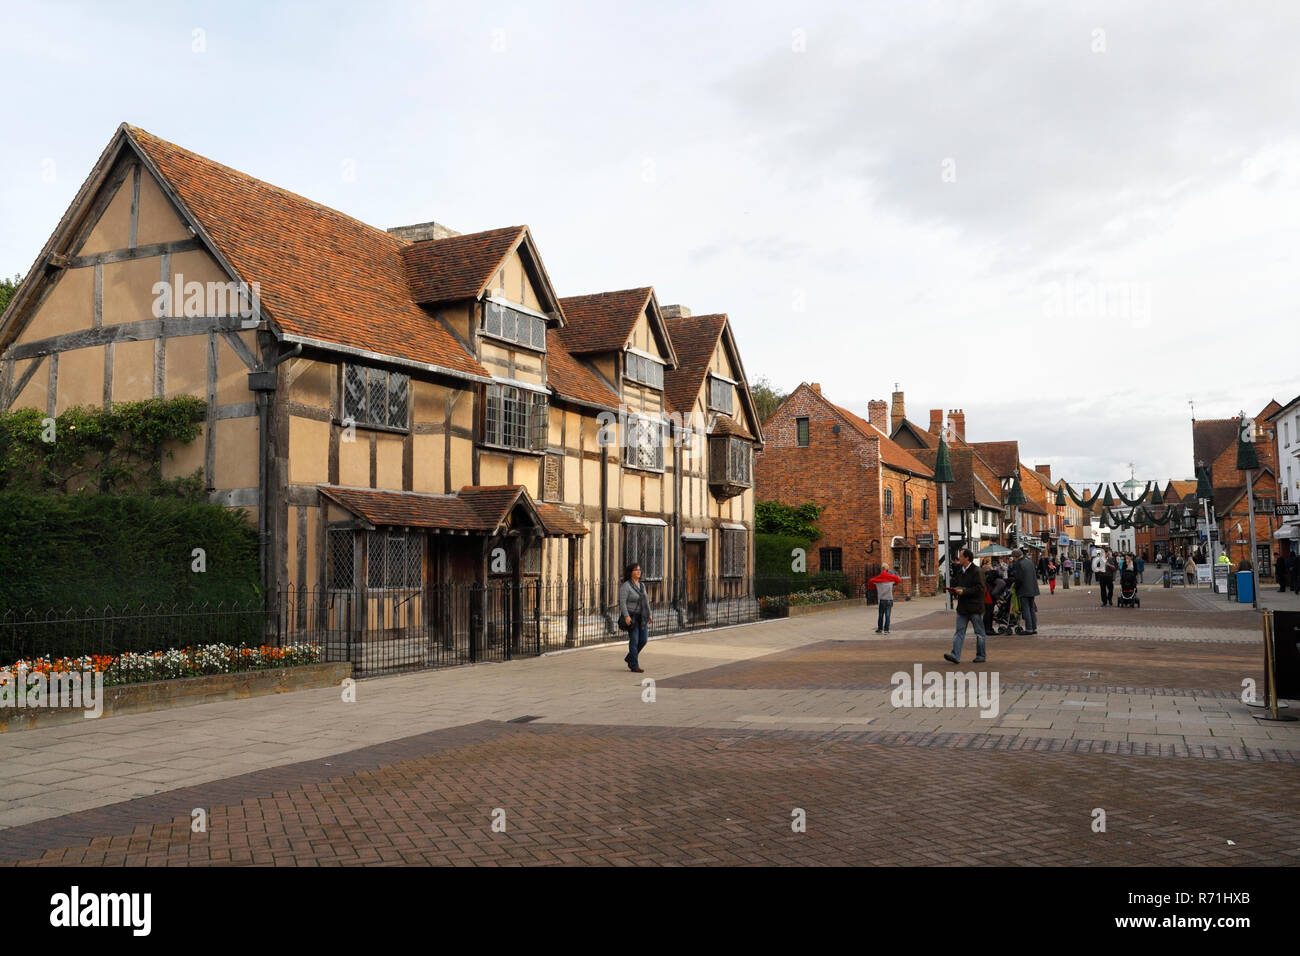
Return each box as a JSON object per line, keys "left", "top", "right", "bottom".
{"left": 1191, "top": 404, "right": 1283, "bottom": 577}
{"left": 756, "top": 383, "right": 938, "bottom": 596}
{"left": 888, "top": 396, "right": 1004, "bottom": 557}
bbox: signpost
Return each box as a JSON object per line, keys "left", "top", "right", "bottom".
{"left": 1213, "top": 564, "right": 1230, "bottom": 593}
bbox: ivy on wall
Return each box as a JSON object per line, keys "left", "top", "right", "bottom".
{"left": 0, "top": 396, "right": 206, "bottom": 495}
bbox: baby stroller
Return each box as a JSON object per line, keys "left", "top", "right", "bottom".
{"left": 991, "top": 583, "right": 1026, "bottom": 634}
{"left": 1117, "top": 568, "right": 1140, "bottom": 608}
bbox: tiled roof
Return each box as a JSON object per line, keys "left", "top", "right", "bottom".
{"left": 894, "top": 419, "right": 940, "bottom": 449}
{"left": 826, "top": 399, "right": 933, "bottom": 477}
{"left": 662, "top": 314, "right": 727, "bottom": 415}
{"left": 708, "top": 413, "right": 753, "bottom": 440}
{"left": 544, "top": 334, "right": 618, "bottom": 409}
{"left": 318, "top": 485, "right": 587, "bottom": 536}
{"left": 913, "top": 446, "right": 1003, "bottom": 510}
{"left": 969, "top": 441, "right": 1020, "bottom": 477}
{"left": 1192, "top": 419, "right": 1239, "bottom": 468}
{"left": 557, "top": 288, "right": 653, "bottom": 354}
{"left": 126, "top": 126, "right": 489, "bottom": 379}
{"left": 401, "top": 226, "right": 527, "bottom": 304}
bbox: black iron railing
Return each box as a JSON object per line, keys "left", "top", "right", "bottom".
{"left": 2, "top": 579, "right": 766, "bottom": 678}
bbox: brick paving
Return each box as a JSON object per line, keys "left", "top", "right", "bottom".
{"left": 0, "top": 587, "right": 1296, "bottom": 865}
{"left": 893, "top": 583, "right": 1260, "bottom": 632}
{"left": 659, "top": 637, "right": 1262, "bottom": 695}
{"left": 1, "top": 721, "right": 1296, "bottom": 866}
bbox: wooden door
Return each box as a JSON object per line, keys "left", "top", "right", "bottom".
{"left": 685, "top": 540, "right": 706, "bottom": 621}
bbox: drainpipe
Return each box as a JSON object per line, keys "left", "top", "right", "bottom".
{"left": 673, "top": 427, "right": 683, "bottom": 626}
{"left": 901, "top": 472, "right": 912, "bottom": 596}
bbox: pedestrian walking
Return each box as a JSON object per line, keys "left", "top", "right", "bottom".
{"left": 1062, "top": 554, "right": 1073, "bottom": 589}
{"left": 1047, "top": 556, "right": 1058, "bottom": 595}
{"left": 1136, "top": 554, "right": 1145, "bottom": 584}
{"left": 1011, "top": 547, "right": 1041, "bottom": 634}
{"left": 1083, "top": 552, "right": 1094, "bottom": 586}
{"left": 1037, "top": 553, "right": 1049, "bottom": 584}
{"left": 1093, "top": 550, "right": 1110, "bottom": 606}
{"left": 868, "top": 564, "right": 903, "bottom": 634}
{"left": 1184, "top": 555, "right": 1197, "bottom": 587}
{"left": 619, "top": 562, "right": 652, "bottom": 673}
{"left": 1278, "top": 548, "right": 1291, "bottom": 593}
{"left": 944, "top": 548, "right": 987, "bottom": 664}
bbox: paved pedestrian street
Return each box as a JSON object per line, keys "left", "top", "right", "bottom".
{"left": 1, "top": 586, "right": 1297, "bottom": 866}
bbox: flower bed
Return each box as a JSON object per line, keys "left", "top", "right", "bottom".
{"left": 786, "top": 588, "right": 847, "bottom": 607}
{"left": 759, "top": 588, "right": 850, "bottom": 618}
{"left": 1, "top": 642, "right": 320, "bottom": 688}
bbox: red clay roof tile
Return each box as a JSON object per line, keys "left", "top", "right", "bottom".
{"left": 126, "top": 126, "right": 490, "bottom": 379}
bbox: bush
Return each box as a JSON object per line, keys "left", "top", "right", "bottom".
{"left": 755, "top": 501, "right": 825, "bottom": 539}
{"left": 0, "top": 492, "right": 259, "bottom": 613}
{"left": 810, "top": 571, "right": 851, "bottom": 597}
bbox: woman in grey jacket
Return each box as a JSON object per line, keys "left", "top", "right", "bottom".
{"left": 619, "top": 562, "right": 652, "bottom": 673}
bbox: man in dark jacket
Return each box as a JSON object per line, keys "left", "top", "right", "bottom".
{"left": 944, "top": 548, "right": 987, "bottom": 664}
{"left": 1011, "top": 548, "right": 1040, "bottom": 634}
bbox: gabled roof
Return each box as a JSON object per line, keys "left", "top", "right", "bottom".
{"left": 891, "top": 418, "right": 940, "bottom": 450}
{"left": 401, "top": 226, "right": 528, "bottom": 306}
{"left": 912, "top": 446, "right": 1001, "bottom": 510}
{"left": 1193, "top": 418, "right": 1239, "bottom": 467}
{"left": 1267, "top": 393, "right": 1300, "bottom": 419}
{"left": 318, "top": 484, "right": 587, "bottom": 536}
{"left": 123, "top": 126, "right": 493, "bottom": 379}
{"left": 662, "top": 314, "right": 726, "bottom": 415}
{"left": 660, "top": 314, "right": 762, "bottom": 446}
{"left": 819, "top": 396, "right": 933, "bottom": 477}
{"left": 556, "top": 287, "right": 676, "bottom": 365}
{"left": 969, "top": 441, "right": 1020, "bottom": 477}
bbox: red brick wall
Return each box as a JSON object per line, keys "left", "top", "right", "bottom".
{"left": 755, "top": 385, "right": 937, "bottom": 596}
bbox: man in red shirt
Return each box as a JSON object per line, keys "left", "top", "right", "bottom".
{"left": 869, "top": 565, "right": 903, "bottom": 634}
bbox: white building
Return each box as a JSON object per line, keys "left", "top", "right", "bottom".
{"left": 1268, "top": 393, "right": 1300, "bottom": 553}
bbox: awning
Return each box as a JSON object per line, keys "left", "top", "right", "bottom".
{"left": 318, "top": 484, "right": 587, "bottom": 536}
{"left": 1274, "top": 524, "right": 1300, "bottom": 539}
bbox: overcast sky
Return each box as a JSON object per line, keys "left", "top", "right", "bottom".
{"left": 2, "top": 0, "right": 1297, "bottom": 484}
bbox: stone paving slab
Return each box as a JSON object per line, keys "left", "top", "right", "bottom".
{"left": 1, "top": 721, "right": 1296, "bottom": 867}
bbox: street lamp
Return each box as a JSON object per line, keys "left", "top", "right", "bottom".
{"left": 1236, "top": 410, "right": 1261, "bottom": 609}
{"left": 934, "top": 435, "right": 954, "bottom": 606}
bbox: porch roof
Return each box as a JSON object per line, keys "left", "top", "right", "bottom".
{"left": 318, "top": 484, "right": 588, "bottom": 537}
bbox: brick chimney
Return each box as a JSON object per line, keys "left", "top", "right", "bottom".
{"left": 1035, "top": 464, "right": 1052, "bottom": 482}
{"left": 948, "top": 409, "right": 966, "bottom": 442}
{"left": 660, "top": 304, "right": 692, "bottom": 318}
{"left": 868, "top": 399, "right": 888, "bottom": 433}
{"left": 809, "top": 382, "right": 821, "bottom": 394}
{"left": 929, "top": 409, "right": 943, "bottom": 435}
{"left": 387, "top": 221, "right": 461, "bottom": 242}
{"left": 890, "top": 389, "right": 906, "bottom": 433}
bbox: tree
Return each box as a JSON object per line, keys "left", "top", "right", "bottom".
{"left": 750, "top": 375, "right": 787, "bottom": 424}
{"left": 0, "top": 274, "right": 20, "bottom": 316}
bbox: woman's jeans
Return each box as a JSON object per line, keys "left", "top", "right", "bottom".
{"left": 625, "top": 615, "right": 648, "bottom": 668}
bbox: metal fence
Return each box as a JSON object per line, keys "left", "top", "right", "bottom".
{"left": 1, "top": 579, "right": 765, "bottom": 678}
{"left": 0, "top": 600, "right": 273, "bottom": 665}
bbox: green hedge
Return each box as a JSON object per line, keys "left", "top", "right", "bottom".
{"left": 0, "top": 492, "right": 259, "bottom": 612}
